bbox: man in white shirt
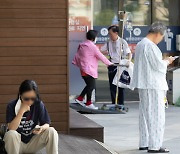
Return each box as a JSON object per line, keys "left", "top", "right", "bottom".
{"left": 131, "top": 22, "right": 175, "bottom": 153}
{"left": 101, "top": 25, "right": 132, "bottom": 105}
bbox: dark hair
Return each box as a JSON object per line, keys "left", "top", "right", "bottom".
{"left": 18, "top": 80, "right": 40, "bottom": 100}
{"left": 108, "top": 25, "right": 119, "bottom": 33}
{"left": 86, "top": 30, "right": 98, "bottom": 41}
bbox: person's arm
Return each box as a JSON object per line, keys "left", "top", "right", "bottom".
{"left": 122, "top": 39, "right": 132, "bottom": 66}
{"left": 101, "top": 50, "right": 108, "bottom": 55}
{"left": 127, "top": 52, "right": 132, "bottom": 61}
{"left": 145, "top": 45, "right": 174, "bottom": 74}
{"left": 164, "top": 56, "right": 175, "bottom": 65}
{"left": 41, "top": 124, "right": 49, "bottom": 130}
{"left": 33, "top": 123, "right": 49, "bottom": 135}
{"left": 8, "top": 103, "right": 30, "bottom": 130}
{"left": 100, "top": 43, "right": 109, "bottom": 55}
{"left": 95, "top": 46, "right": 113, "bottom": 66}
{"left": 33, "top": 101, "right": 51, "bottom": 135}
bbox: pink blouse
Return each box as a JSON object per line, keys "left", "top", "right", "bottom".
{"left": 72, "top": 40, "right": 113, "bottom": 78}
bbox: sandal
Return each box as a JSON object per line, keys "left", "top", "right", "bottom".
{"left": 148, "top": 148, "right": 169, "bottom": 153}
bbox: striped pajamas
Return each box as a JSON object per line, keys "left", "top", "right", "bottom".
{"left": 139, "top": 89, "right": 166, "bottom": 150}
{"left": 131, "top": 38, "right": 169, "bottom": 150}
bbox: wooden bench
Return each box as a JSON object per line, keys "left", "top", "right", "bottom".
{"left": 70, "top": 109, "right": 104, "bottom": 142}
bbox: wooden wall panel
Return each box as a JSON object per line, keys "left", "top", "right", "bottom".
{"left": 0, "top": 28, "right": 67, "bottom": 38}
{"left": 0, "top": 19, "right": 67, "bottom": 28}
{"left": 0, "top": 66, "right": 67, "bottom": 75}
{"left": 0, "top": 103, "right": 68, "bottom": 114}
{"left": 0, "top": 38, "right": 67, "bottom": 46}
{"left": 0, "top": 113, "right": 68, "bottom": 123}
{"left": 0, "top": 56, "right": 67, "bottom": 66}
{"left": 0, "top": 0, "right": 69, "bottom": 133}
{"left": 0, "top": 47, "right": 67, "bottom": 56}
{"left": 0, "top": 84, "right": 67, "bottom": 95}
{"left": 0, "top": 94, "right": 67, "bottom": 104}
{"left": 0, "top": 9, "right": 66, "bottom": 19}
{"left": 0, "top": 75, "right": 67, "bottom": 85}
{"left": 0, "top": 0, "right": 66, "bottom": 9}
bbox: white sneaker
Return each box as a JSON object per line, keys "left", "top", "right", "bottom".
{"left": 75, "top": 99, "right": 85, "bottom": 107}
{"left": 86, "top": 104, "right": 98, "bottom": 110}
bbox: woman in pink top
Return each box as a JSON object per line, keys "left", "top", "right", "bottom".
{"left": 72, "top": 30, "right": 113, "bottom": 110}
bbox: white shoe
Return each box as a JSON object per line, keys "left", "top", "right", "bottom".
{"left": 75, "top": 99, "right": 85, "bottom": 107}
{"left": 86, "top": 104, "right": 98, "bottom": 110}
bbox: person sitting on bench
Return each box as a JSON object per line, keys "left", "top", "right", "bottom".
{"left": 4, "top": 80, "right": 59, "bottom": 154}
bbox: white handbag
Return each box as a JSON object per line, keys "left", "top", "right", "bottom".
{"left": 112, "top": 59, "right": 134, "bottom": 90}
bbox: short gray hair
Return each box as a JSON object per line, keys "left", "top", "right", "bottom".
{"left": 148, "top": 21, "right": 167, "bottom": 35}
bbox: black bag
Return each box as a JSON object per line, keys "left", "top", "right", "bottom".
{"left": 0, "top": 124, "right": 7, "bottom": 154}
{"left": 119, "top": 70, "right": 131, "bottom": 85}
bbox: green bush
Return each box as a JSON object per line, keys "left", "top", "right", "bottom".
{"left": 94, "top": 9, "right": 115, "bottom": 26}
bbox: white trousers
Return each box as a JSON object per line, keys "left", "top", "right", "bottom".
{"left": 138, "top": 89, "right": 166, "bottom": 150}
{"left": 4, "top": 127, "right": 59, "bottom": 154}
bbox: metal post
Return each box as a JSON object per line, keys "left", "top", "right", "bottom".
{"left": 118, "top": 0, "right": 124, "bottom": 36}
{"left": 115, "top": 0, "right": 125, "bottom": 105}
{"left": 151, "top": 0, "right": 153, "bottom": 24}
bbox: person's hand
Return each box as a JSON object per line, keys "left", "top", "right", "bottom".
{"left": 165, "top": 56, "right": 175, "bottom": 65}
{"left": 19, "top": 103, "right": 30, "bottom": 114}
{"left": 32, "top": 125, "right": 43, "bottom": 135}
{"left": 126, "top": 60, "right": 131, "bottom": 67}
{"left": 109, "top": 63, "right": 115, "bottom": 66}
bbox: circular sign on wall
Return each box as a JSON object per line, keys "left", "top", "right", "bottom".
{"left": 100, "top": 28, "right": 108, "bottom": 36}
{"left": 133, "top": 28, "right": 141, "bottom": 36}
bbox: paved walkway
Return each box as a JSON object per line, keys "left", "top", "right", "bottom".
{"left": 85, "top": 102, "right": 180, "bottom": 154}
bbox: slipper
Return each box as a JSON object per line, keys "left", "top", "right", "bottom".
{"left": 139, "top": 147, "right": 148, "bottom": 150}
{"left": 148, "top": 148, "right": 169, "bottom": 153}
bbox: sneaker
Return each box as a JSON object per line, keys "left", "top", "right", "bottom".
{"left": 86, "top": 103, "right": 98, "bottom": 110}
{"left": 75, "top": 99, "right": 85, "bottom": 107}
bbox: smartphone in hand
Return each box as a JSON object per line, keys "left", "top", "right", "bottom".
{"left": 32, "top": 125, "right": 41, "bottom": 131}
{"left": 173, "top": 56, "right": 179, "bottom": 60}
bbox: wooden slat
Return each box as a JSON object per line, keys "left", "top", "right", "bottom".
{"left": 0, "top": 28, "right": 66, "bottom": 38}
{"left": 39, "top": 84, "right": 67, "bottom": 94}
{"left": 0, "top": 75, "right": 67, "bottom": 85}
{"left": 0, "top": 9, "right": 66, "bottom": 19}
{"left": 0, "top": 0, "right": 67, "bottom": 9}
{"left": 41, "top": 94, "right": 67, "bottom": 103}
{"left": 0, "top": 112, "right": 68, "bottom": 123}
{"left": 0, "top": 103, "right": 68, "bottom": 114}
{"left": 0, "top": 19, "right": 67, "bottom": 28}
{"left": 0, "top": 114, "right": 6, "bottom": 123}
{"left": 0, "top": 56, "right": 67, "bottom": 66}
{"left": 49, "top": 112, "right": 68, "bottom": 122}
{"left": 0, "top": 104, "right": 7, "bottom": 113}
{"left": 51, "top": 122, "right": 68, "bottom": 132}
{"left": 0, "top": 47, "right": 67, "bottom": 56}
{"left": 45, "top": 103, "right": 68, "bottom": 112}
{"left": 0, "top": 94, "right": 67, "bottom": 104}
{"left": 0, "top": 66, "right": 67, "bottom": 75}
{"left": 0, "top": 38, "right": 67, "bottom": 47}
{"left": 0, "top": 84, "right": 67, "bottom": 95}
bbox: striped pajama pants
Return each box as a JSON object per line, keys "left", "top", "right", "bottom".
{"left": 138, "top": 89, "right": 166, "bottom": 150}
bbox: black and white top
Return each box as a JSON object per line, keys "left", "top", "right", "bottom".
{"left": 6, "top": 100, "right": 51, "bottom": 144}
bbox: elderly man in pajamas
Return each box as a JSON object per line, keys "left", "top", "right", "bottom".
{"left": 131, "top": 22, "right": 175, "bottom": 153}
